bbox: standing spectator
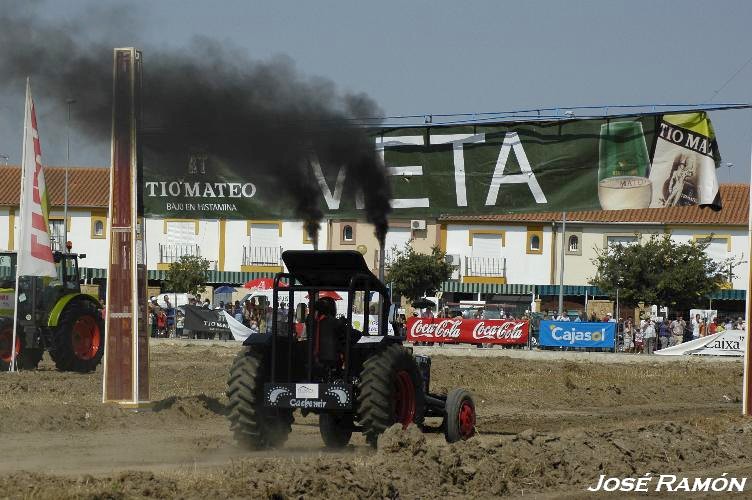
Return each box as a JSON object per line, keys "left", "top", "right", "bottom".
{"left": 243, "top": 300, "right": 253, "bottom": 326}
{"left": 634, "top": 322, "right": 645, "bottom": 354}
{"left": 203, "top": 298, "right": 211, "bottom": 309}
{"left": 163, "top": 295, "right": 175, "bottom": 337}
{"left": 699, "top": 318, "right": 707, "bottom": 337}
{"left": 725, "top": 318, "right": 734, "bottom": 330}
{"left": 658, "top": 319, "right": 670, "bottom": 350}
{"left": 670, "top": 316, "right": 685, "bottom": 346}
{"left": 708, "top": 318, "right": 718, "bottom": 336}
{"left": 643, "top": 320, "right": 657, "bottom": 354}
{"left": 176, "top": 310, "right": 185, "bottom": 338}
{"left": 622, "top": 319, "right": 634, "bottom": 353}
{"left": 691, "top": 313, "right": 701, "bottom": 339}
{"left": 607, "top": 313, "right": 617, "bottom": 323}
{"left": 233, "top": 302, "right": 244, "bottom": 324}
{"left": 155, "top": 307, "right": 167, "bottom": 337}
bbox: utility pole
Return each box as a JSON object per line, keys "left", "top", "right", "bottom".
{"left": 558, "top": 211, "right": 566, "bottom": 317}
{"left": 64, "top": 98, "right": 76, "bottom": 250}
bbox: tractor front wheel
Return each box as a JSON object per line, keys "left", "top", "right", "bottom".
{"left": 51, "top": 303, "right": 104, "bottom": 372}
{"left": 0, "top": 325, "right": 43, "bottom": 370}
{"left": 357, "top": 344, "right": 425, "bottom": 447}
{"left": 226, "top": 351, "right": 293, "bottom": 449}
{"left": 319, "top": 412, "right": 353, "bottom": 448}
{"left": 444, "top": 388, "right": 476, "bottom": 443}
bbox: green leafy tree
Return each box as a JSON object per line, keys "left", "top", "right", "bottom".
{"left": 164, "top": 254, "right": 210, "bottom": 296}
{"left": 589, "top": 234, "right": 738, "bottom": 311}
{"left": 385, "top": 245, "right": 453, "bottom": 302}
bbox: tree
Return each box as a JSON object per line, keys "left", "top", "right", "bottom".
{"left": 385, "top": 245, "right": 453, "bottom": 302}
{"left": 589, "top": 234, "right": 738, "bottom": 312}
{"left": 164, "top": 254, "right": 210, "bottom": 296}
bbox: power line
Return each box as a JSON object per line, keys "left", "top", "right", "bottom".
{"left": 707, "top": 55, "right": 752, "bottom": 102}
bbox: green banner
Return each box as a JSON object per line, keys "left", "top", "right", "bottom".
{"left": 140, "top": 112, "right": 721, "bottom": 219}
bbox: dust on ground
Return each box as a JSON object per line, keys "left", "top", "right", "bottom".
{"left": 0, "top": 341, "right": 750, "bottom": 498}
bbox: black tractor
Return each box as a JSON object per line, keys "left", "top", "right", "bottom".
{"left": 226, "top": 250, "right": 476, "bottom": 448}
{"left": 0, "top": 250, "right": 104, "bottom": 372}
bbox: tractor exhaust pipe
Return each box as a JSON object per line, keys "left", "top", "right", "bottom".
{"left": 378, "top": 241, "right": 385, "bottom": 283}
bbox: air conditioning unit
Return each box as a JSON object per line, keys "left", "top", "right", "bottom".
{"left": 445, "top": 254, "right": 461, "bottom": 279}
{"left": 444, "top": 253, "right": 460, "bottom": 265}
{"left": 411, "top": 219, "right": 427, "bottom": 230}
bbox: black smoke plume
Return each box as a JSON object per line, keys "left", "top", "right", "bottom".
{"left": 0, "top": 2, "right": 391, "bottom": 244}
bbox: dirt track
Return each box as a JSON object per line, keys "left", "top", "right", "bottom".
{"left": 1, "top": 341, "right": 751, "bottom": 498}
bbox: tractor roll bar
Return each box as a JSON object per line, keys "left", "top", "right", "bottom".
{"left": 269, "top": 271, "right": 392, "bottom": 383}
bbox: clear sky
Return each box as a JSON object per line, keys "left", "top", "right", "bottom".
{"left": 1, "top": 0, "right": 750, "bottom": 183}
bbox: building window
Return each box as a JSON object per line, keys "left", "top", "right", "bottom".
{"left": 343, "top": 225, "right": 353, "bottom": 241}
{"left": 568, "top": 235, "right": 579, "bottom": 252}
{"left": 526, "top": 226, "right": 542, "bottom": 255}
{"left": 530, "top": 235, "right": 540, "bottom": 251}
{"left": 48, "top": 219, "right": 66, "bottom": 251}
{"left": 91, "top": 212, "right": 107, "bottom": 239}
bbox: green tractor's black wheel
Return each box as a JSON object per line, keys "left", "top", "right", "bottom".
{"left": 226, "top": 351, "right": 293, "bottom": 449}
{"left": 357, "top": 344, "right": 426, "bottom": 447}
{"left": 319, "top": 412, "right": 354, "bottom": 448}
{"left": 0, "top": 324, "right": 43, "bottom": 370}
{"left": 50, "top": 302, "right": 104, "bottom": 373}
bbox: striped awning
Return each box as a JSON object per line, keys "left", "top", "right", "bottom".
{"left": 709, "top": 289, "right": 745, "bottom": 301}
{"left": 80, "top": 267, "right": 108, "bottom": 279}
{"left": 441, "top": 282, "right": 534, "bottom": 295}
{"left": 535, "top": 285, "right": 606, "bottom": 297}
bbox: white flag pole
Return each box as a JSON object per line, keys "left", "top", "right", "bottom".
{"left": 9, "top": 79, "right": 31, "bottom": 373}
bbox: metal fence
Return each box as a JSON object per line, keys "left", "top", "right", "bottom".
{"left": 465, "top": 256, "right": 506, "bottom": 278}
{"left": 243, "top": 246, "right": 282, "bottom": 266}
{"left": 159, "top": 244, "right": 201, "bottom": 263}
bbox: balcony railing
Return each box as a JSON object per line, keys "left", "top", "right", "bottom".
{"left": 243, "top": 246, "right": 282, "bottom": 266}
{"left": 465, "top": 256, "right": 506, "bottom": 278}
{"left": 159, "top": 243, "right": 201, "bottom": 263}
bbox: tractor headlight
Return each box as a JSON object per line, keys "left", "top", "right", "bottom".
{"left": 25, "top": 314, "right": 32, "bottom": 320}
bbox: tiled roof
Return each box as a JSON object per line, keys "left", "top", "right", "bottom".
{"left": 0, "top": 166, "right": 109, "bottom": 208}
{"left": 439, "top": 184, "right": 749, "bottom": 226}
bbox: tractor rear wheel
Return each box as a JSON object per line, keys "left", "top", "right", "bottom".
{"left": 226, "top": 351, "right": 293, "bottom": 449}
{"left": 50, "top": 302, "right": 104, "bottom": 372}
{"left": 0, "top": 325, "right": 43, "bottom": 370}
{"left": 357, "top": 344, "right": 425, "bottom": 447}
{"left": 444, "top": 388, "right": 476, "bottom": 443}
{"left": 319, "top": 413, "right": 353, "bottom": 448}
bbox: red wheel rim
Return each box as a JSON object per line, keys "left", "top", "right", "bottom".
{"left": 72, "top": 316, "right": 101, "bottom": 360}
{"left": 458, "top": 400, "right": 476, "bottom": 439}
{"left": 0, "top": 327, "right": 20, "bottom": 363}
{"left": 394, "top": 370, "right": 416, "bottom": 427}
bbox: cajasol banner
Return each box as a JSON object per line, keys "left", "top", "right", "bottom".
{"left": 539, "top": 321, "right": 616, "bottom": 349}
{"left": 140, "top": 112, "right": 721, "bottom": 219}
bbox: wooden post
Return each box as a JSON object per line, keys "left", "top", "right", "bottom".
{"left": 102, "top": 48, "right": 150, "bottom": 406}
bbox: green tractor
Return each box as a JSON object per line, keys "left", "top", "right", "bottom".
{"left": 0, "top": 250, "right": 104, "bottom": 372}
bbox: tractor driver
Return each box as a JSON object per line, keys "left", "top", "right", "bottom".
{"left": 312, "top": 297, "right": 339, "bottom": 368}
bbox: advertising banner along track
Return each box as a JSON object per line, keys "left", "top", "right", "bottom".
{"left": 539, "top": 321, "right": 616, "bottom": 349}
{"left": 406, "top": 317, "right": 529, "bottom": 345}
{"left": 141, "top": 112, "right": 721, "bottom": 219}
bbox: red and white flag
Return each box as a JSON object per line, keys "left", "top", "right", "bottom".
{"left": 18, "top": 79, "right": 56, "bottom": 278}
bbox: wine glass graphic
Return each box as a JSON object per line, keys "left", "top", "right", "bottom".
{"left": 597, "top": 121, "right": 652, "bottom": 210}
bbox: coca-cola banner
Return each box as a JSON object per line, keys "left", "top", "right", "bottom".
{"left": 406, "top": 317, "right": 529, "bottom": 345}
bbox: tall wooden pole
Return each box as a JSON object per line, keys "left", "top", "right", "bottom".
{"left": 102, "top": 48, "right": 150, "bottom": 406}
